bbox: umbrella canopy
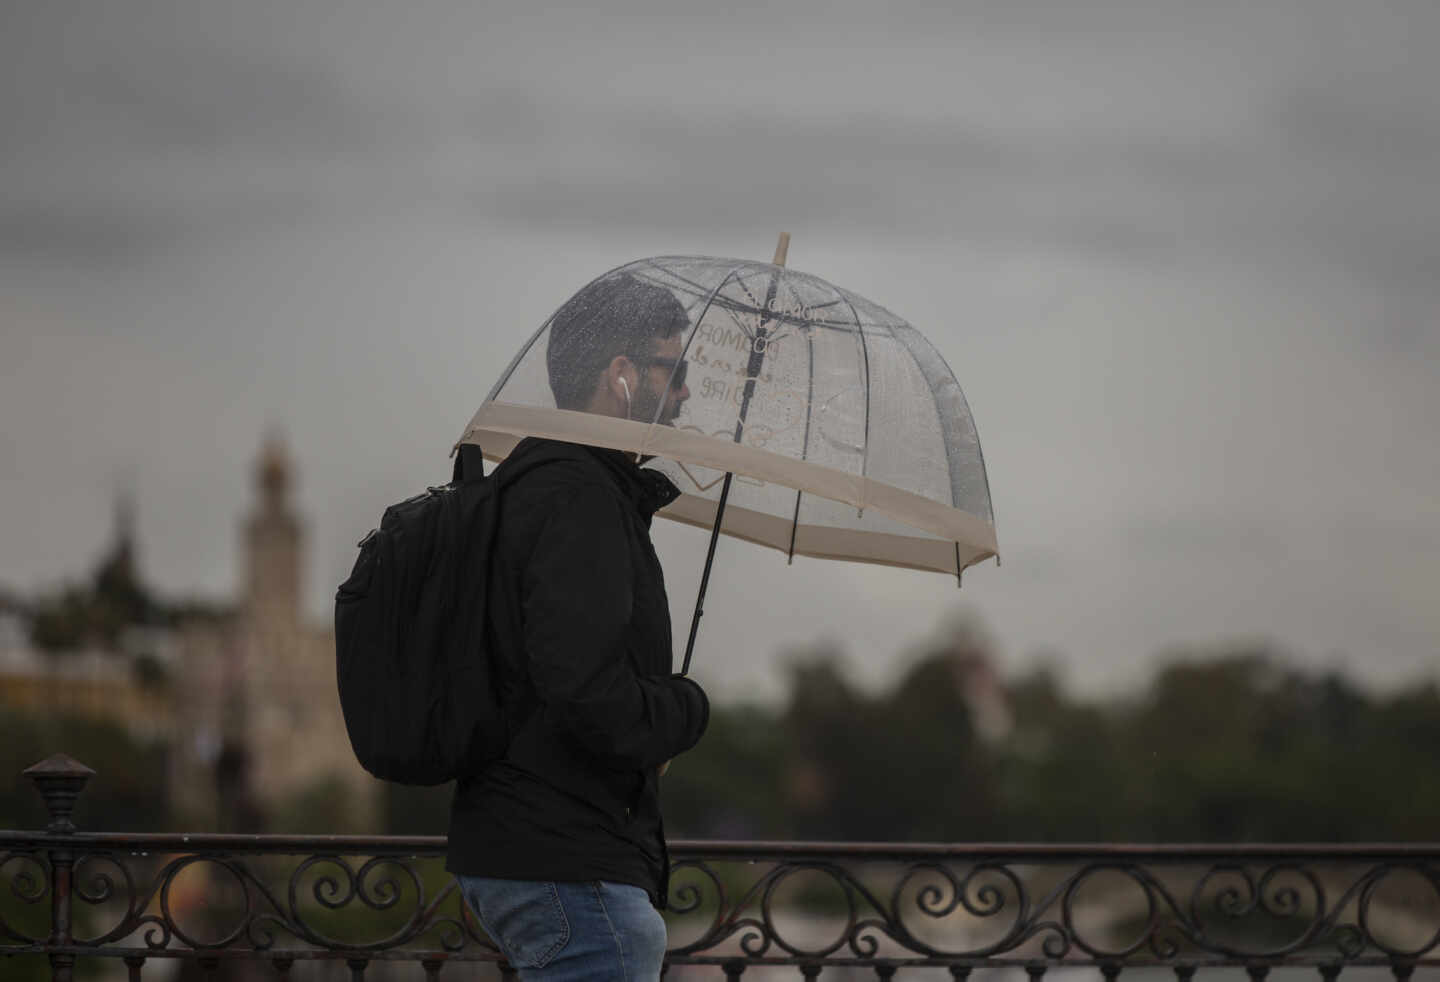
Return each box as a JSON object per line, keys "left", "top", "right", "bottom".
{"left": 457, "top": 255, "right": 997, "bottom": 578}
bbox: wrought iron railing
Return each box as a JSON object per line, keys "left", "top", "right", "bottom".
{"left": 4, "top": 755, "right": 1439, "bottom": 979}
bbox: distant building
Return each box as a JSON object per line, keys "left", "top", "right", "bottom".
{"left": 0, "top": 492, "right": 174, "bottom": 742}
{"left": 169, "top": 434, "right": 377, "bottom": 832}
{"left": 946, "top": 648, "right": 1014, "bottom": 745}
{"left": 1, "top": 435, "right": 379, "bottom": 833}
{"left": 0, "top": 642, "right": 172, "bottom": 743}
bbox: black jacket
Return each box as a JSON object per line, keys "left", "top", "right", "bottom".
{"left": 446, "top": 437, "right": 709, "bottom": 905}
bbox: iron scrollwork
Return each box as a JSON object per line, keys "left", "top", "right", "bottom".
{"left": 5, "top": 838, "right": 1440, "bottom": 972}
{"left": 0, "top": 850, "right": 49, "bottom": 944}
{"left": 661, "top": 849, "right": 1440, "bottom": 970}
{"left": 4, "top": 846, "right": 497, "bottom": 959}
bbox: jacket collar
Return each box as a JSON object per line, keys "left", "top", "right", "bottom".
{"left": 581, "top": 445, "right": 681, "bottom": 521}
{"left": 509, "top": 437, "right": 679, "bottom": 520}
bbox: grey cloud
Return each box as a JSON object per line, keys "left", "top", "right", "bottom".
{"left": 469, "top": 107, "right": 1214, "bottom": 238}
{"left": 1123, "top": 512, "right": 1440, "bottom": 611}
{"left": 2, "top": 2, "right": 395, "bottom": 170}
{"left": 1332, "top": 514, "right": 1440, "bottom": 557}
{"left": 469, "top": 102, "right": 1440, "bottom": 296}
{"left": 1299, "top": 210, "right": 1440, "bottom": 299}
{"left": 62, "top": 49, "right": 383, "bottom": 156}
{"left": 0, "top": 201, "right": 184, "bottom": 266}
{"left": 1126, "top": 515, "right": 1295, "bottom": 561}
{"left": 1277, "top": 78, "right": 1440, "bottom": 178}
{"left": 5, "top": 0, "right": 1439, "bottom": 303}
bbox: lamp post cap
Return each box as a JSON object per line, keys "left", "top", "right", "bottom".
{"left": 23, "top": 754, "right": 97, "bottom": 780}
{"left": 24, "top": 755, "right": 96, "bottom": 833}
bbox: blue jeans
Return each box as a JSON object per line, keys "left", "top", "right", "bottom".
{"left": 458, "top": 876, "right": 668, "bottom": 981}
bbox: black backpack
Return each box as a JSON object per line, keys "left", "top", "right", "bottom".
{"left": 334, "top": 443, "right": 510, "bottom": 786}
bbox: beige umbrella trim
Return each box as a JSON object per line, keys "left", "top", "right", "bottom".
{"left": 457, "top": 402, "right": 999, "bottom": 571}
{"left": 661, "top": 492, "right": 994, "bottom": 574}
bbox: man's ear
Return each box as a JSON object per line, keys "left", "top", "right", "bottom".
{"left": 605, "top": 355, "right": 639, "bottom": 402}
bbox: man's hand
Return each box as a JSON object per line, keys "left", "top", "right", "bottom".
{"left": 658, "top": 759, "right": 671, "bottom": 777}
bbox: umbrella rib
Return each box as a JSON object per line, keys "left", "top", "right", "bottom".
{"left": 637, "top": 261, "right": 737, "bottom": 315}
{"left": 483, "top": 316, "right": 550, "bottom": 405}
{"left": 788, "top": 313, "right": 817, "bottom": 565}
{"left": 892, "top": 323, "right": 981, "bottom": 587}
{"left": 888, "top": 321, "right": 996, "bottom": 567}
{"left": 483, "top": 255, "right": 675, "bottom": 410}
{"left": 731, "top": 268, "right": 765, "bottom": 319}
{"left": 786, "top": 277, "right": 821, "bottom": 565}
{"left": 719, "top": 298, "right": 755, "bottom": 341}
{"left": 641, "top": 263, "right": 747, "bottom": 449}
{"left": 835, "top": 288, "right": 872, "bottom": 514}
{"left": 637, "top": 260, "right": 709, "bottom": 295}
{"left": 634, "top": 257, "right": 879, "bottom": 332}
{"left": 700, "top": 295, "right": 864, "bottom": 332}
{"left": 636, "top": 256, "right": 845, "bottom": 319}
{"left": 786, "top": 491, "right": 802, "bottom": 563}
{"left": 656, "top": 285, "right": 872, "bottom": 335}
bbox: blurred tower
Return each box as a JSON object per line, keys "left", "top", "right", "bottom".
{"left": 244, "top": 433, "right": 302, "bottom": 629}
{"left": 238, "top": 432, "right": 375, "bottom": 830}
{"left": 172, "top": 433, "right": 378, "bottom": 832}
{"left": 90, "top": 485, "right": 154, "bottom": 637}
{"left": 105, "top": 489, "right": 138, "bottom": 588}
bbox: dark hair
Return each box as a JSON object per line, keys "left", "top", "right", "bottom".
{"left": 545, "top": 272, "right": 690, "bottom": 410}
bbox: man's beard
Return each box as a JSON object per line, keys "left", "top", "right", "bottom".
{"left": 631, "top": 383, "right": 678, "bottom": 426}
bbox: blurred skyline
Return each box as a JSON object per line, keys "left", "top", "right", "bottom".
{"left": 2, "top": 0, "right": 1437, "bottom": 701}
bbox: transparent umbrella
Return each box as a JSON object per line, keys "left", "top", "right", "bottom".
{"left": 457, "top": 238, "right": 998, "bottom": 672}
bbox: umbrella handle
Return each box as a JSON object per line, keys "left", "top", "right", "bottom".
{"left": 679, "top": 470, "right": 734, "bottom": 677}
{"left": 772, "top": 231, "right": 790, "bottom": 267}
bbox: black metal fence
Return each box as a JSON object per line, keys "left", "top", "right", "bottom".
{"left": 4, "top": 755, "right": 1440, "bottom": 979}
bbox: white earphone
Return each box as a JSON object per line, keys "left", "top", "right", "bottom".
{"left": 618, "top": 376, "right": 632, "bottom": 419}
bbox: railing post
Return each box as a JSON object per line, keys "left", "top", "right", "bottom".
{"left": 24, "top": 754, "right": 96, "bottom": 982}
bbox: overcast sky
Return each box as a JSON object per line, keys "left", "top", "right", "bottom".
{"left": 3, "top": 0, "right": 1437, "bottom": 702}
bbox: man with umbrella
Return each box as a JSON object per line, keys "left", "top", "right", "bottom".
{"left": 449, "top": 272, "right": 711, "bottom": 981}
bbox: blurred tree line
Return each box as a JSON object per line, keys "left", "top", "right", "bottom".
{"left": 659, "top": 627, "right": 1440, "bottom": 843}
{"left": 5, "top": 623, "right": 1440, "bottom": 842}
{"left": 0, "top": 709, "right": 170, "bottom": 831}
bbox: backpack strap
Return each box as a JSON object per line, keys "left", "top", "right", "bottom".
{"left": 451, "top": 443, "right": 486, "bottom": 484}
{"left": 452, "top": 439, "right": 590, "bottom": 493}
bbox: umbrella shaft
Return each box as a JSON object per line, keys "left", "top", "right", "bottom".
{"left": 681, "top": 266, "right": 782, "bottom": 676}
{"left": 680, "top": 470, "right": 734, "bottom": 677}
